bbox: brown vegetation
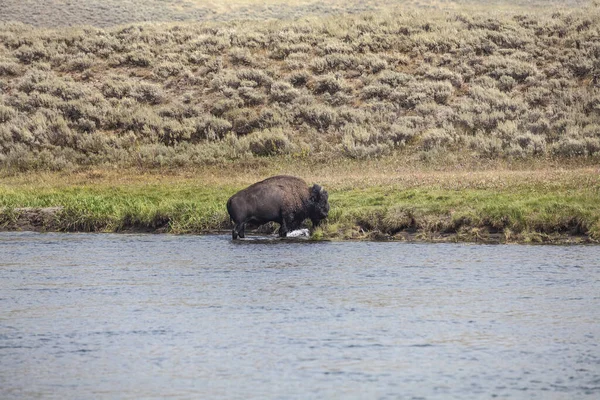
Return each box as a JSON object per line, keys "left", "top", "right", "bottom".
{"left": 0, "top": 3, "right": 599, "bottom": 171}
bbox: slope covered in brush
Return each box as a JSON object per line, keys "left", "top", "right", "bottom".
{"left": 0, "top": 7, "right": 598, "bottom": 170}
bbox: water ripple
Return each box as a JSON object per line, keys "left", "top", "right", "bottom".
{"left": 1, "top": 232, "right": 599, "bottom": 399}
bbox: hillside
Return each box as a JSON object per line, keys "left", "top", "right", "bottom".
{"left": 0, "top": 4, "right": 599, "bottom": 171}
{"left": 0, "top": 0, "right": 589, "bottom": 28}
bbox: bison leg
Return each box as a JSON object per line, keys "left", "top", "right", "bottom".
{"left": 289, "top": 218, "right": 302, "bottom": 232}
{"left": 278, "top": 224, "right": 288, "bottom": 237}
{"left": 232, "top": 222, "right": 246, "bottom": 240}
{"left": 278, "top": 217, "right": 289, "bottom": 237}
{"left": 280, "top": 214, "right": 302, "bottom": 237}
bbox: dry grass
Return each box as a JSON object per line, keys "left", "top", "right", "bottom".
{"left": 0, "top": 0, "right": 588, "bottom": 27}
{"left": 1, "top": 4, "right": 599, "bottom": 171}
{"left": 3, "top": 156, "right": 597, "bottom": 192}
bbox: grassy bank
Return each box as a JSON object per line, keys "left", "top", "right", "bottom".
{"left": 2, "top": 160, "right": 599, "bottom": 243}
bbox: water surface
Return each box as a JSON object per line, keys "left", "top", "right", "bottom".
{"left": 1, "top": 232, "right": 599, "bottom": 399}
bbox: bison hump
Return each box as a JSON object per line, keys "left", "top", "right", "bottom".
{"left": 257, "top": 176, "right": 310, "bottom": 211}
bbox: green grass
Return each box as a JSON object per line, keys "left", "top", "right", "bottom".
{"left": 0, "top": 183, "right": 233, "bottom": 233}
{"left": 327, "top": 186, "right": 599, "bottom": 241}
{"left": 2, "top": 164, "right": 598, "bottom": 243}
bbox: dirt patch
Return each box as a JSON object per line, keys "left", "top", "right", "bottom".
{"left": 0, "top": 207, "right": 63, "bottom": 232}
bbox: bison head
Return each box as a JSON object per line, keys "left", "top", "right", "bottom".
{"left": 309, "top": 184, "right": 330, "bottom": 227}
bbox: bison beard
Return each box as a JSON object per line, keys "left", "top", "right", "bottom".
{"left": 226, "top": 175, "right": 330, "bottom": 239}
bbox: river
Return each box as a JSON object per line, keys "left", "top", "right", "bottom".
{"left": 1, "top": 232, "right": 599, "bottom": 399}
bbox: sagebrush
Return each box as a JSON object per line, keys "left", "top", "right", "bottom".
{"left": 0, "top": 5, "right": 599, "bottom": 170}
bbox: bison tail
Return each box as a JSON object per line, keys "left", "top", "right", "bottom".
{"left": 226, "top": 197, "right": 236, "bottom": 225}
{"left": 226, "top": 197, "right": 233, "bottom": 217}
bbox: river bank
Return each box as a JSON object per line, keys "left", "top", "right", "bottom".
{"left": 0, "top": 207, "right": 594, "bottom": 244}
{"left": 2, "top": 159, "right": 599, "bottom": 244}
{"left": 0, "top": 207, "right": 593, "bottom": 244}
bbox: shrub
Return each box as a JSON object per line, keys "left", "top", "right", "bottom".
{"left": 76, "top": 132, "right": 111, "bottom": 155}
{"left": 117, "top": 51, "right": 153, "bottom": 67}
{"left": 2, "top": 145, "right": 39, "bottom": 171}
{"left": 486, "top": 30, "right": 530, "bottom": 49}
{"left": 361, "top": 55, "right": 388, "bottom": 74}
{"left": 525, "top": 86, "right": 552, "bottom": 107}
{"left": 195, "top": 35, "right": 230, "bottom": 55}
{"left": 15, "top": 43, "right": 51, "bottom": 64}
{"left": 515, "top": 132, "right": 546, "bottom": 155}
{"left": 153, "top": 61, "right": 184, "bottom": 79}
{"left": 188, "top": 51, "right": 210, "bottom": 65}
{"left": 310, "top": 54, "right": 360, "bottom": 73}
{"left": 361, "top": 84, "right": 392, "bottom": 100}
{"left": 210, "top": 71, "right": 242, "bottom": 91}
{"left": 42, "top": 112, "right": 76, "bottom": 147}
{"left": 204, "top": 56, "right": 223, "bottom": 73}
{"left": 551, "top": 137, "right": 588, "bottom": 157}
{"left": 377, "top": 71, "right": 413, "bottom": 88}
{"left": 238, "top": 86, "right": 266, "bottom": 106}
{"left": 420, "top": 128, "right": 455, "bottom": 150}
{"left": 229, "top": 47, "right": 255, "bottom": 66}
{"left": 225, "top": 108, "right": 261, "bottom": 135}
{"left": 318, "top": 40, "right": 353, "bottom": 55}
{"left": 158, "top": 119, "right": 194, "bottom": 145}
{"left": 0, "top": 105, "right": 17, "bottom": 123}
{"left": 257, "top": 107, "right": 287, "bottom": 129}
{"left": 418, "top": 66, "right": 463, "bottom": 88}
{"left": 60, "top": 98, "right": 107, "bottom": 128}
{"left": 339, "top": 124, "right": 392, "bottom": 159}
{"left": 467, "top": 85, "right": 522, "bottom": 113}
{"left": 336, "top": 107, "right": 370, "bottom": 125}
{"left": 284, "top": 52, "right": 311, "bottom": 71}
{"left": 0, "top": 60, "right": 22, "bottom": 76}
{"left": 210, "top": 98, "right": 240, "bottom": 116}
{"left": 483, "top": 56, "right": 538, "bottom": 82}
{"left": 107, "top": 105, "right": 163, "bottom": 140}
{"left": 312, "top": 74, "right": 347, "bottom": 95}
{"left": 391, "top": 80, "right": 454, "bottom": 108}
{"left": 389, "top": 118, "right": 422, "bottom": 146}
{"left": 552, "top": 137, "right": 600, "bottom": 157}
{"left": 17, "top": 70, "right": 92, "bottom": 101}
{"left": 192, "top": 116, "right": 232, "bottom": 141}
{"left": 294, "top": 105, "right": 337, "bottom": 131}
{"left": 567, "top": 55, "right": 594, "bottom": 78}
{"left": 236, "top": 69, "right": 272, "bottom": 88}
{"left": 498, "top": 75, "right": 517, "bottom": 91}
{"left": 101, "top": 77, "right": 133, "bottom": 99}
{"left": 289, "top": 71, "right": 310, "bottom": 87}
{"left": 131, "top": 82, "right": 166, "bottom": 104}
{"left": 269, "top": 81, "right": 299, "bottom": 103}
{"left": 466, "top": 133, "right": 504, "bottom": 158}
{"left": 66, "top": 55, "right": 95, "bottom": 72}
{"left": 244, "top": 129, "right": 293, "bottom": 156}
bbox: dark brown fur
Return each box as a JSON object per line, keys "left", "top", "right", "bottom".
{"left": 226, "top": 175, "right": 329, "bottom": 239}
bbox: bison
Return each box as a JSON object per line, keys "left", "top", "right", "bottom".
{"left": 226, "top": 175, "right": 330, "bottom": 239}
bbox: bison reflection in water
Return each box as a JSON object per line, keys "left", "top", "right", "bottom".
{"left": 226, "top": 175, "right": 330, "bottom": 240}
